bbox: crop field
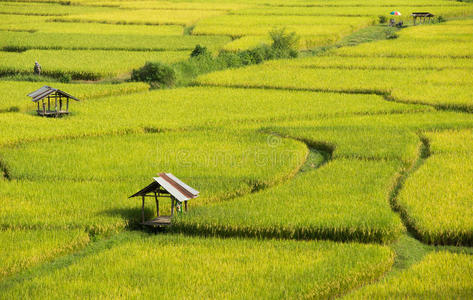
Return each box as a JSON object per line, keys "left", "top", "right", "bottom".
{"left": 346, "top": 251, "right": 473, "bottom": 298}
{"left": 0, "top": 233, "right": 394, "bottom": 299}
{"left": 0, "top": 50, "right": 189, "bottom": 79}
{"left": 0, "top": 81, "right": 149, "bottom": 112}
{"left": 53, "top": 9, "right": 227, "bottom": 26}
{"left": 397, "top": 130, "right": 473, "bottom": 245}
{"left": 0, "top": 31, "right": 230, "bottom": 51}
{"left": 1, "top": 0, "right": 473, "bottom": 298}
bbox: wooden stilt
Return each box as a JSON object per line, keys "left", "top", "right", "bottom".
{"left": 141, "top": 196, "right": 145, "bottom": 223}
{"left": 154, "top": 192, "right": 159, "bottom": 217}
{"left": 185, "top": 201, "right": 188, "bottom": 212}
{"left": 171, "top": 197, "right": 174, "bottom": 217}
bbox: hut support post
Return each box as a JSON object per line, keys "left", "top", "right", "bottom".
{"left": 185, "top": 201, "right": 188, "bottom": 212}
{"left": 37, "top": 101, "right": 39, "bottom": 112}
{"left": 154, "top": 192, "right": 159, "bottom": 217}
{"left": 141, "top": 196, "right": 145, "bottom": 223}
{"left": 66, "top": 98, "right": 69, "bottom": 112}
{"left": 47, "top": 96, "right": 50, "bottom": 111}
{"left": 171, "top": 197, "right": 174, "bottom": 217}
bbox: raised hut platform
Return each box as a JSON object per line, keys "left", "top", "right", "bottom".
{"left": 28, "top": 86, "right": 79, "bottom": 117}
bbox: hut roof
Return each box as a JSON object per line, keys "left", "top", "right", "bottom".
{"left": 27, "top": 86, "right": 80, "bottom": 103}
{"left": 130, "top": 173, "right": 199, "bottom": 202}
{"left": 411, "top": 12, "right": 434, "bottom": 17}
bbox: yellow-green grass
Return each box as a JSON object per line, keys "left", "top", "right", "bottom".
{"left": 427, "top": 129, "right": 473, "bottom": 154}
{"left": 345, "top": 251, "right": 473, "bottom": 298}
{"left": 0, "top": 31, "right": 230, "bottom": 51}
{"left": 0, "top": 233, "right": 395, "bottom": 299}
{"left": 268, "top": 112, "right": 473, "bottom": 136}
{"left": 197, "top": 15, "right": 377, "bottom": 26}
{"left": 0, "top": 2, "right": 110, "bottom": 16}
{"left": 0, "top": 20, "right": 184, "bottom": 35}
{"left": 0, "top": 229, "right": 89, "bottom": 279}
{"left": 0, "top": 131, "right": 307, "bottom": 231}
{"left": 196, "top": 61, "right": 473, "bottom": 110}
{"left": 0, "top": 111, "right": 470, "bottom": 155}
{"left": 391, "top": 83, "right": 473, "bottom": 112}
{"left": 0, "top": 131, "right": 305, "bottom": 186}
{"left": 85, "top": 1, "right": 249, "bottom": 11}
{"left": 0, "top": 86, "right": 436, "bottom": 149}
{"left": 446, "top": 18, "right": 473, "bottom": 25}
{"left": 0, "top": 50, "right": 189, "bottom": 80}
{"left": 0, "top": 81, "right": 149, "bottom": 113}
{"left": 336, "top": 39, "right": 473, "bottom": 58}
{"left": 334, "top": 22, "right": 473, "bottom": 58}
{"left": 0, "top": 14, "right": 48, "bottom": 26}
{"left": 277, "top": 55, "right": 473, "bottom": 70}
{"left": 53, "top": 9, "right": 226, "bottom": 26}
{"left": 258, "top": 0, "right": 467, "bottom": 7}
{"left": 73, "top": 87, "right": 430, "bottom": 127}
{"left": 196, "top": 63, "right": 473, "bottom": 94}
{"left": 223, "top": 34, "right": 339, "bottom": 51}
{"left": 400, "top": 25, "right": 473, "bottom": 41}
{"left": 396, "top": 130, "right": 473, "bottom": 245}
{"left": 193, "top": 24, "right": 364, "bottom": 38}
{"left": 233, "top": 5, "right": 473, "bottom": 19}
{"left": 174, "top": 158, "right": 406, "bottom": 243}
{"left": 223, "top": 35, "right": 272, "bottom": 51}
{"left": 271, "top": 125, "right": 421, "bottom": 165}
{"left": 0, "top": 110, "right": 468, "bottom": 156}
{"left": 0, "top": 180, "right": 143, "bottom": 232}
{"left": 196, "top": 65, "right": 422, "bottom": 93}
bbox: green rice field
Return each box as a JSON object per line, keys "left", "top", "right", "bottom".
{"left": 0, "top": 0, "right": 472, "bottom": 298}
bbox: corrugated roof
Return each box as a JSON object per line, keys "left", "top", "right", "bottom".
{"left": 128, "top": 181, "right": 161, "bottom": 198}
{"left": 27, "top": 86, "right": 80, "bottom": 102}
{"left": 129, "top": 173, "right": 199, "bottom": 202}
{"left": 411, "top": 12, "right": 434, "bottom": 17}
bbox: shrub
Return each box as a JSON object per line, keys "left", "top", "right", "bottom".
{"left": 269, "top": 27, "right": 299, "bottom": 57}
{"left": 386, "top": 28, "right": 399, "bottom": 39}
{"left": 190, "top": 44, "right": 209, "bottom": 58}
{"left": 437, "top": 16, "right": 446, "bottom": 23}
{"left": 59, "top": 74, "right": 72, "bottom": 83}
{"left": 217, "top": 51, "right": 243, "bottom": 68}
{"left": 131, "top": 61, "right": 175, "bottom": 88}
{"left": 379, "top": 15, "right": 387, "bottom": 24}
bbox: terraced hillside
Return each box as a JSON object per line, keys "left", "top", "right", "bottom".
{"left": 0, "top": 0, "right": 472, "bottom": 298}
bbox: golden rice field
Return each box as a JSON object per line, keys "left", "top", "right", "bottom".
{"left": 0, "top": 0, "right": 472, "bottom": 298}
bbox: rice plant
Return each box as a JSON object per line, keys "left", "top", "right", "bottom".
{"left": 345, "top": 251, "right": 473, "bottom": 298}
{"left": 0, "top": 233, "right": 395, "bottom": 299}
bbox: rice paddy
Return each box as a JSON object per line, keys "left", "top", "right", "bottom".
{"left": 1, "top": 0, "right": 472, "bottom": 298}
{"left": 0, "top": 50, "right": 189, "bottom": 79}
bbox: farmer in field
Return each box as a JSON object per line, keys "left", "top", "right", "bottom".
{"left": 34, "top": 61, "right": 41, "bottom": 75}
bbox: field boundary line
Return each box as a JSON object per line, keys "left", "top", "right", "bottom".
{"left": 195, "top": 83, "right": 473, "bottom": 114}
{"left": 388, "top": 133, "right": 430, "bottom": 242}
{"left": 0, "top": 231, "right": 131, "bottom": 289}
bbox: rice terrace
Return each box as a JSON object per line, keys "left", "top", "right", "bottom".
{"left": 1, "top": 0, "right": 473, "bottom": 298}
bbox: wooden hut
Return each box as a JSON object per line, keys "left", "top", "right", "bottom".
{"left": 27, "top": 86, "right": 79, "bottom": 117}
{"left": 412, "top": 12, "right": 435, "bottom": 25}
{"left": 129, "top": 173, "right": 199, "bottom": 227}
